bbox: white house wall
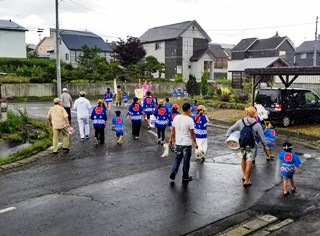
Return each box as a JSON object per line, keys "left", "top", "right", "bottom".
{"left": 227, "top": 60, "right": 242, "bottom": 80}
{"left": 274, "top": 75, "right": 320, "bottom": 84}
{"left": 192, "top": 53, "right": 213, "bottom": 81}
{"left": 0, "top": 30, "right": 26, "bottom": 58}
{"left": 181, "top": 25, "right": 206, "bottom": 80}
{"left": 143, "top": 42, "right": 165, "bottom": 63}
{"left": 59, "top": 41, "right": 70, "bottom": 63}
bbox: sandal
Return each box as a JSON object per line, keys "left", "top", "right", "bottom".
{"left": 283, "top": 192, "right": 290, "bottom": 196}
{"left": 243, "top": 182, "right": 252, "bottom": 187}
{"left": 291, "top": 187, "right": 296, "bottom": 193}
{"left": 242, "top": 177, "right": 245, "bottom": 183}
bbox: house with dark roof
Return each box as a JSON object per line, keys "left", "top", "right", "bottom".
{"left": 294, "top": 39, "right": 320, "bottom": 66}
{"left": 229, "top": 36, "right": 295, "bottom": 89}
{"left": 208, "top": 43, "right": 229, "bottom": 78}
{"left": 139, "top": 20, "right": 216, "bottom": 80}
{"left": 0, "top": 19, "right": 27, "bottom": 58}
{"left": 50, "top": 29, "right": 113, "bottom": 66}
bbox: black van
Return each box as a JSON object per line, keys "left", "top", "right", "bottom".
{"left": 255, "top": 88, "right": 320, "bottom": 127}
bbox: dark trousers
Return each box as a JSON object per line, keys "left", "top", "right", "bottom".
{"left": 94, "top": 126, "right": 105, "bottom": 144}
{"left": 64, "top": 107, "right": 71, "bottom": 123}
{"left": 157, "top": 127, "right": 166, "bottom": 141}
{"left": 132, "top": 122, "right": 141, "bottom": 137}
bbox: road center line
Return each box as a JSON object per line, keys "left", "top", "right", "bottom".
{"left": 0, "top": 207, "right": 16, "bottom": 214}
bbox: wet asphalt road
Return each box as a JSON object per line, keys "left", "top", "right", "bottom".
{"left": 1, "top": 102, "right": 320, "bottom": 235}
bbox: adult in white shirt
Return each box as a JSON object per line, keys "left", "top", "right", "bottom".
{"left": 60, "top": 88, "right": 73, "bottom": 123}
{"left": 73, "top": 91, "right": 92, "bottom": 140}
{"left": 169, "top": 103, "right": 198, "bottom": 182}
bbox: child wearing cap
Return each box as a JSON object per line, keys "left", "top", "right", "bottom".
{"left": 264, "top": 121, "right": 276, "bottom": 160}
{"left": 193, "top": 105, "right": 209, "bottom": 162}
{"left": 127, "top": 97, "right": 144, "bottom": 139}
{"left": 112, "top": 110, "right": 124, "bottom": 145}
{"left": 278, "top": 141, "right": 301, "bottom": 196}
{"left": 154, "top": 99, "right": 169, "bottom": 145}
{"left": 90, "top": 99, "right": 107, "bottom": 144}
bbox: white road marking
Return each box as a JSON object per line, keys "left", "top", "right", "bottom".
{"left": 0, "top": 207, "right": 16, "bottom": 214}
{"left": 148, "top": 130, "right": 157, "bottom": 137}
{"left": 29, "top": 107, "right": 40, "bottom": 110}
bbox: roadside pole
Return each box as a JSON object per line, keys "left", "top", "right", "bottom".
{"left": 55, "top": 0, "right": 61, "bottom": 97}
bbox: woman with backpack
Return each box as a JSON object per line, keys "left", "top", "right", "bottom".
{"left": 225, "top": 106, "right": 266, "bottom": 187}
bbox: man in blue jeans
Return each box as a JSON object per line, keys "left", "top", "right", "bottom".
{"left": 169, "top": 103, "right": 198, "bottom": 182}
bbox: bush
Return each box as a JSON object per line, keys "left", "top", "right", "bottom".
{"left": 0, "top": 111, "right": 22, "bottom": 135}
{"left": 8, "top": 134, "right": 23, "bottom": 143}
{"left": 173, "top": 74, "right": 183, "bottom": 82}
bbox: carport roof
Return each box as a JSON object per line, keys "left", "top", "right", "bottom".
{"left": 229, "top": 57, "right": 288, "bottom": 72}
{"left": 245, "top": 66, "right": 320, "bottom": 75}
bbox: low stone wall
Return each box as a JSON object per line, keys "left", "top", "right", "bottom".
{"left": 0, "top": 82, "right": 185, "bottom": 98}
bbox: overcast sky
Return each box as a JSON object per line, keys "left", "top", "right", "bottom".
{"left": 0, "top": 0, "right": 319, "bottom": 47}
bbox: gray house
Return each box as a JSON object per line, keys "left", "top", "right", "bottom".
{"left": 294, "top": 40, "right": 320, "bottom": 66}
{"left": 0, "top": 19, "right": 27, "bottom": 58}
{"left": 50, "top": 29, "right": 113, "bottom": 66}
{"left": 231, "top": 36, "right": 295, "bottom": 66}
{"left": 139, "top": 20, "right": 216, "bottom": 80}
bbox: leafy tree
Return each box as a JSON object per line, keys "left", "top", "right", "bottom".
{"left": 115, "top": 36, "right": 146, "bottom": 67}
{"left": 201, "top": 70, "right": 209, "bottom": 97}
{"left": 78, "top": 45, "right": 106, "bottom": 82}
{"left": 186, "top": 74, "right": 200, "bottom": 98}
{"left": 26, "top": 45, "right": 37, "bottom": 58}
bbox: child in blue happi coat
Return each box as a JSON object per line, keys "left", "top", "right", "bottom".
{"left": 154, "top": 99, "right": 169, "bottom": 145}
{"left": 90, "top": 99, "right": 107, "bottom": 144}
{"left": 122, "top": 92, "right": 129, "bottom": 107}
{"left": 164, "top": 97, "right": 173, "bottom": 113}
{"left": 191, "top": 100, "right": 198, "bottom": 117}
{"left": 264, "top": 121, "right": 276, "bottom": 160}
{"left": 104, "top": 87, "right": 113, "bottom": 112}
{"left": 112, "top": 110, "right": 124, "bottom": 145}
{"left": 194, "top": 105, "right": 209, "bottom": 162}
{"left": 278, "top": 141, "right": 301, "bottom": 196}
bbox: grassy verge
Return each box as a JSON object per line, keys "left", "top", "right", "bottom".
{"left": 0, "top": 118, "right": 52, "bottom": 166}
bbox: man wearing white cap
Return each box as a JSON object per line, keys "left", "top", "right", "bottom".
{"left": 47, "top": 98, "right": 70, "bottom": 154}
{"left": 73, "top": 91, "right": 92, "bottom": 140}
{"left": 60, "top": 88, "right": 73, "bottom": 124}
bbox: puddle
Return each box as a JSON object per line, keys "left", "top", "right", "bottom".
{"left": 0, "top": 141, "right": 32, "bottom": 158}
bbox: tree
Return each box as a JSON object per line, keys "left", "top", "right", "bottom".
{"left": 78, "top": 45, "right": 106, "bottom": 82}
{"left": 200, "top": 70, "right": 209, "bottom": 97}
{"left": 186, "top": 74, "right": 200, "bottom": 98}
{"left": 26, "top": 45, "right": 37, "bottom": 58}
{"left": 143, "top": 56, "right": 165, "bottom": 78}
{"left": 115, "top": 36, "right": 146, "bottom": 67}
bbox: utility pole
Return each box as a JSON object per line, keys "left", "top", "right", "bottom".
{"left": 313, "top": 16, "right": 318, "bottom": 66}
{"left": 55, "top": 0, "right": 61, "bottom": 97}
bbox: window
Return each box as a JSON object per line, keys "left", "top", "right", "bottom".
{"left": 65, "top": 53, "right": 69, "bottom": 61}
{"left": 184, "top": 42, "right": 191, "bottom": 53}
{"left": 300, "top": 53, "right": 307, "bottom": 59}
{"left": 155, "top": 43, "right": 161, "bottom": 50}
{"left": 279, "top": 51, "right": 286, "bottom": 58}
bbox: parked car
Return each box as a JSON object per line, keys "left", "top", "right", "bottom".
{"left": 255, "top": 88, "right": 320, "bottom": 127}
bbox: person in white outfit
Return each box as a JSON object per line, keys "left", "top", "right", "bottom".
{"left": 73, "top": 91, "right": 92, "bottom": 140}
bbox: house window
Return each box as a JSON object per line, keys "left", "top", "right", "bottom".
{"left": 65, "top": 53, "right": 69, "bottom": 61}
{"left": 279, "top": 51, "right": 286, "bottom": 58}
{"left": 184, "top": 42, "right": 191, "bottom": 53}
{"left": 204, "top": 61, "right": 212, "bottom": 71}
{"left": 155, "top": 43, "right": 161, "bottom": 50}
{"left": 188, "top": 65, "right": 191, "bottom": 69}
{"left": 300, "top": 53, "right": 307, "bottom": 59}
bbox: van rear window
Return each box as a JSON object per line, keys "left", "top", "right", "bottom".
{"left": 256, "top": 90, "right": 280, "bottom": 107}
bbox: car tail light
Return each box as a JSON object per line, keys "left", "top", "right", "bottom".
{"left": 275, "top": 104, "right": 282, "bottom": 111}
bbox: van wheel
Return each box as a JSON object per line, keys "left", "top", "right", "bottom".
{"left": 282, "top": 116, "right": 291, "bottom": 127}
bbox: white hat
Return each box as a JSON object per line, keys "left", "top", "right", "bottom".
{"left": 53, "top": 98, "right": 61, "bottom": 104}
{"left": 79, "top": 91, "right": 86, "bottom": 96}
{"left": 62, "top": 88, "right": 68, "bottom": 92}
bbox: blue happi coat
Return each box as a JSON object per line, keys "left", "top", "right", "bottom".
{"left": 122, "top": 94, "right": 129, "bottom": 103}
{"left": 104, "top": 91, "right": 113, "bottom": 102}
{"left": 112, "top": 115, "right": 124, "bottom": 134}
{"left": 90, "top": 106, "right": 107, "bottom": 128}
{"left": 194, "top": 113, "right": 209, "bottom": 139}
{"left": 143, "top": 96, "right": 155, "bottom": 115}
{"left": 164, "top": 102, "right": 173, "bottom": 113}
{"left": 154, "top": 106, "right": 169, "bottom": 128}
{"left": 127, "top": 103, "right": 143, "bottom": 123}
{"left": 278, "top": 151, "right": 301, "bottom": 177}
{"left": 168, "top": 111, "right": 180, "bottom": 129}
{"left": 191, "top": 104, "right": 198, "bottom": 116}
